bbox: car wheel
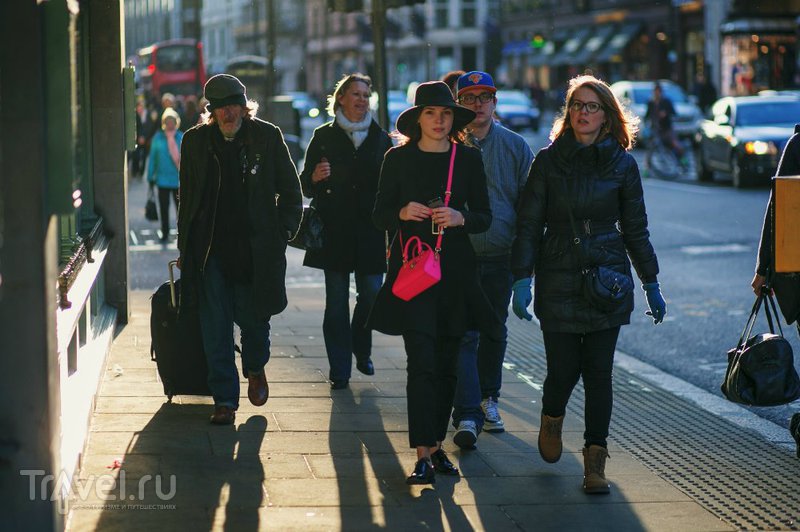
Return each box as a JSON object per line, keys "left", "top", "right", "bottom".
{"left": 731, "top": 154, "right": 753, "bottom": 188}
{"left": 696, "top": 145, "right": 712, "bottom": 182}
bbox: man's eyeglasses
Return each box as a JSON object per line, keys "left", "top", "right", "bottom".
{"left": 569, "top": 100, "right": 604, "bottom": 114}
{"left": 459, "top": 92, "right": 495, "bottom": 105}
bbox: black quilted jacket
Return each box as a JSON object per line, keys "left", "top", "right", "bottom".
{"left": 511, "top": 130, "right": 659, "bottom": 333}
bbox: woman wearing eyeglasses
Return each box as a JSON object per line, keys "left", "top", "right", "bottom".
{"left": 510, "top": 75, "right": 666, "bottom": 494}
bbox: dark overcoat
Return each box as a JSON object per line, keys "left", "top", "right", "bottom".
{"left": 756, "top": 126, "right": 800, "bottom": 323}
{"left": 511, "top": 131, "right": 660, "bottom": 333}
{"left": 300, "top": 119, "right": 392, "bottom": 274}
{"left": 368, "top": 142, "right": 500, "bottom": 338}
{"left": 177, "top": 117, "right": 303, "bottom": 320}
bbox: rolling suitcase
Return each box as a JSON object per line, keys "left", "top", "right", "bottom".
{"left": 150, "top": 260, "right": 211, "bottom": 400}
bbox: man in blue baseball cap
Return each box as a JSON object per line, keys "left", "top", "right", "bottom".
{"left": 450, "top": 70, "right": 535, "bottom": 449}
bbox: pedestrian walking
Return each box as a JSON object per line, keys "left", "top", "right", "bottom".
{"left": 750, "top": 123, "right": 800, "bottom": 456}
{"left": 300, "top": 73, "right": 392, "bottom": 390}
{"left": 147, "top": 107, "right": 183, "bottom": 243}
{"left": 510, "top": 74, "right": 666, "bottom": 494}
{"left": 449, "top": 71, "right": 534, "bottom": 449}
{"left": 368, "top": 81, "right": 498, "bottom": 485}
{"left": 177, "top": 74, "right": 303, "bottom": 425}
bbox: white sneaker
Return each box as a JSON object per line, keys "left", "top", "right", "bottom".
{"left": 453, "top": 420, "right": 478, "bottom": 449}
{"left": 481, "top": 397, "right": 505, "bottom": 433}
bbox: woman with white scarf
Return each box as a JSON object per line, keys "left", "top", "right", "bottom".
{"left": 300, "top": 73, "right": 392, "bottom": 389}
{"left": 147, "top": 107, "right": 183, "bottom": 243}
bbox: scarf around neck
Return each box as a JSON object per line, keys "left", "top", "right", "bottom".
{"left": 335, "top": 109, "right": 372, "bottom": 149}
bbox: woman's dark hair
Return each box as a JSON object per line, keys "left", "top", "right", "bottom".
{"left": 551, "top": 74, "right": 639, "bottom": 150}
{"left": 327, "top": 73, "right": 372, "bottom": 117}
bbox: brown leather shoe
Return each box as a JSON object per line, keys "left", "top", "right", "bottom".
{"left": 248, "top": 370, "right": 269, "bottom": 406}
{"left": 210, "top": 405, "right": 236, "bottom": 425}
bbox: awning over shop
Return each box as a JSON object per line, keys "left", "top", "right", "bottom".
{"left": 571, "top": 24, "right": 616, "bottom": 66}
{"left": 528, "top": 28, "right": 571, "bottom": 66}
{"left": 549, "top": 27, "right": 592, "bottom": 66}
{"left": 594, "top": 22, "right": 642, "bottom": 63}
{"left": 721, "top": 17, "right": 796, "bottom": 35}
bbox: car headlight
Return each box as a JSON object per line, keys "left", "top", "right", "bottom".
{"left": 744, "top": 141, "right": 778, "bottom": 155}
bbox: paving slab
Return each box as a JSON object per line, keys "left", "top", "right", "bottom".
{"left": 67, "top": 287, "right": 739, "bottom": 531}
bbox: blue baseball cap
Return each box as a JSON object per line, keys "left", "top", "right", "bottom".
{"left": 456, "top": 71, "right": 497, "bottom": 97}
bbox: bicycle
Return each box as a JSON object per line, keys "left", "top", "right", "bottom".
{"left": 645, "top": 129, "right": 683, "bottom": 180}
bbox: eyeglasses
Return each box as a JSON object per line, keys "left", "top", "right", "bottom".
{"left": 459, "top": 92, "right": 495, "bottom": 105}
{"left": 569, "top": 100, "right": 604, "bottom": 114}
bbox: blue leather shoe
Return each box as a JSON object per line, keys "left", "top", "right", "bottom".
{"left": 431, "top": 448, "right": 459, "bottom": 476}
{"left": 356, "top": 358, "right": 375, "bottom": 376}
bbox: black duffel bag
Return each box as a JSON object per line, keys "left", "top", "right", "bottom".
{"left": 721, "top": 291, "right": 800, "bottom": 406}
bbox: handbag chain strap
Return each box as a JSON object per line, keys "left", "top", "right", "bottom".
{"left": 399, "top": 143, "right": 457, "bottom": 259}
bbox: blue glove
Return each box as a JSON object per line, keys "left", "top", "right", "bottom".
{"left": 512, "top": 278, "right": 533, "bottom": 321}
{"left": 642, "top": 282, "right": 666, "bottom": 324}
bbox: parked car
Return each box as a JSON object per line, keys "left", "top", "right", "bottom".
{"left": 610, "top": 80, "right": 703, "bottom": 141}
{"left": 695, "top": 96, "right": 800, "bottom": 187}
{"left": 495, "top": 90, "right": 540, "bottom": 132}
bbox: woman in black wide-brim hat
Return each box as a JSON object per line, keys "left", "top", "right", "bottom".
{"left": 368, "top": 81, "right": 500, "bottom": 485}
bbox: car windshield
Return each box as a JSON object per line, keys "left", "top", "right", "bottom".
{"left": 736, "top": 101, "right": 800, "bottom": 127}
{"left": 497, "top": 91, "right": 531, "bottom": 106}
{"left": 631, "top": 85, "right": 687, "bottom": 104}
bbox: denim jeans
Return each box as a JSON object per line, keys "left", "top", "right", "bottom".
{"left": 541, "top": 327, "right": 620, "bottom": 448}
{"left": 452, "top": 258, "right": 513, "bottom": 427}
{"left": 198, "top": 256, "right": 271, "bottom": 409}
{"left": 323, "top": 270, "right": 382, "bottom": 382}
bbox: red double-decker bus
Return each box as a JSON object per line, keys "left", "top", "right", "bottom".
{"left": 137, "top": 39, "right": 206, "bottom": 99}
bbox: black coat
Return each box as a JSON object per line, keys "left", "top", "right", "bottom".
{"left": 300, "top": 119, "right": 392, "bottom": 274}
{"left": 511, "top": 131, "right": 660, "bottom": 333}
{"left": 756, "top": 126, "right": 800, "bottom": 323}
{"left": 368, "top": 142, "right": 500, "bottom": 338}
{"left": 177, "top": 118, "right": 303, "bottom": 320}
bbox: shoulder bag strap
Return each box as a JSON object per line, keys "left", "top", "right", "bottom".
{"left": 556, "top": 173, "right": 588, "bottom": 272}
{"left": 435, "top": 143, "right": 457, "bottom": 253}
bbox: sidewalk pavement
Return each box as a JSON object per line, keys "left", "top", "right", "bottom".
{"left": 66, "top": 284, "right": 736, "bottom": 531}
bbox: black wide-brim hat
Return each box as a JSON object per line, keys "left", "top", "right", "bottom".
{"left": 396, "top": 81, "right": 476, "bottom": 136}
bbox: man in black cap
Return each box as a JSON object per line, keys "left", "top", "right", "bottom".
{"left": 177, "top": 74, "right": 303, "bottom": 425}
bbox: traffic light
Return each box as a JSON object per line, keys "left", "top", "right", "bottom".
{"left": 327, "top": 0, "right": 363, "bottom": 12}
{"left": 531, "top": 34, "right": 546, "bottom": 49}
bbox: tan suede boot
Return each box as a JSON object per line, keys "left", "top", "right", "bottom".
{"left": 538, "top": 414, "right": 564, "bottom": 463}
{"left": 582, "top": 445, "right": 610, "bottom": 494}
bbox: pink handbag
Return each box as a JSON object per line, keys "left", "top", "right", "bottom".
{"left": 391, "top": 143, "right": 456, "bottom": 301}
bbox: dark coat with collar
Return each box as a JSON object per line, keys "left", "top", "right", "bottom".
{"left": 367, "top": 142, "right": 501, "bottom": 338}
{"left": 177, "top": 117, "right": 303, "bottom": 319}
{"left": 300, "top": 119, "right": 392, "bottom": 274}
{"left": 756, "top": 125, "right": 800, "bottom": 323}
{"left": 511, "top": 130, "right": 660, "bottom": 333}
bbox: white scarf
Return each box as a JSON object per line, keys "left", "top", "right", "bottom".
{"left": 335, "top": 109, "right": 372, "bottom": 149}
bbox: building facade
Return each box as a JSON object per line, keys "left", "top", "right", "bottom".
{"left": 304, "top": 0, "right": 500, "bottom": 104}
{"left": 1, "top": 1, "right": 129, "bottom": 528}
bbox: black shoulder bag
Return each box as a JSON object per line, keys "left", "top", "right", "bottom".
{"left": 558, "top": 176, "right": 633, "bottom": 312}
{"left": 288, "top": 199, "right": 324, "bottom": 251}
{"left": 721, "top": 290, "right": 800, "bottom": 406}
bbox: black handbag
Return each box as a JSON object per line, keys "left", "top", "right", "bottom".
{"left": 558, "top": 176, "right": 632, "bottom": 312}
{"left": 721, "top": 291, "right": 800, "bottom": 406}
{"left": 145, "top": 185, "right": 159, "bottom": 222}
{"left": 581, "top": 265, "right": 634, "bottom": 312}
{"left": 288, "top": 203, "right": 324, "bottom": 251}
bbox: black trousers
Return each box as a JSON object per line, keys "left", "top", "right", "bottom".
{"left": 541, "top": 326, "right": 621, "bottom": 448}
{"left": 158, "top": 187, "right": 178, "bottom": 240}
{"left": 402, "top": 331, "right": 460, "bottom": 448}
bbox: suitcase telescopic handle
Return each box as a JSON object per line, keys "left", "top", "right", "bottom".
{"left": 168, "top": 260, "right": 178, "bottom": 309}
